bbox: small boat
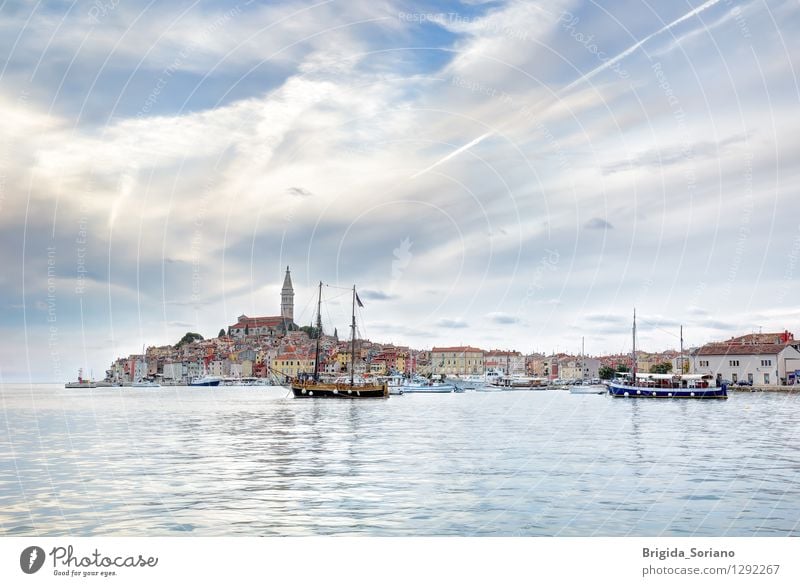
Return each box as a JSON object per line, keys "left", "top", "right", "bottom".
{"left": 391, "top": 374, "right": 457, "bottom": 393}
{"left": 132, "top": 380, "right": 161, "bottom": 388}
{"left": 291, "top": 282, "right": 388, "bottom": 399}
{"left": 569, "top": 384, "right": 607, "bottom": 394}
{"left": 452, "top": 368, "right": 503, "bottom": 389}
{"left": 65, "top": 369, "right": 96, "bottom": 388}
{"left": 490, "top": 375, "right": 549, "bottom": 390}
{"left": 400, "top": 381, "right": 457, "bottom": 393}
{"left": 609, "top": 310, "right": 727, "bottom": 399}
{"left": 189, "top": 375, "right": 221, "bottom": 387}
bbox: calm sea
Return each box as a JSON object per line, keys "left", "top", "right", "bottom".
{"left": 1, "top": 384, "right": 798, "bottom": 536}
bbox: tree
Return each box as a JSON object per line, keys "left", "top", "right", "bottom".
{"left": 300, "top": 325, "right": 320, "bottom": 339}
{"left": 244, "top": 324, "right": 249, "bottom": 335}
{"left": 616, "top": 364, "right": 630, "bottom": 373}
{"left": 649, "top": 362, "right": 673, "bottom": 374}
{"left": 176, "top": 332, "right": 204, "bottom": 347}
{"left": 218, "top": 328, "right": 226, "bottom": 339}
{"left": 599, "top": 365, "right": 615, "bottom": 380}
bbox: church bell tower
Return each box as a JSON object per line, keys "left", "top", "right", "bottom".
{"left": 281, "top": 266, "right": 294, "bottom": 323}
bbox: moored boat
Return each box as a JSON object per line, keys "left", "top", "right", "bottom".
{"left": 490, "top": 375, "right": 549, "bottom": 390}
{"left": 569, "top": 384, "right": 607, "bottom": 394}
{"left": 132, "top": 380, "right": 161, "bottom": 388}
{"left": 291, "top": 282, "right": 388, "bottom": 399}
{"left": 608, "top": 373, "right": 726, "bottom": 399}
{"left": 610, "top": 310, "right": 727, "bottom": 399}
{"left": 189, "top": 375, "right": 221, "bottom": 387}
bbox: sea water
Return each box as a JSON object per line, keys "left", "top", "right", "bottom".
{"left": 1, "top": 384, "right": 797, "bottom": 536}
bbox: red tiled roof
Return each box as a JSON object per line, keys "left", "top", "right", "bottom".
{"left": 726, "top": 332, "right": 794, "bottom": 345}
{"left": 230, "top": 316, "right": 287, "bottom": 329}
{"left": 695, "top": 343, "right": 790, "bottom": 356}
{"left": 432, "top": 346, "right": 484, "bottom": 353}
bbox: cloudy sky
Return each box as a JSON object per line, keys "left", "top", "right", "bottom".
{"left": 1, "top": 0, "right": 798, "bottom": 381}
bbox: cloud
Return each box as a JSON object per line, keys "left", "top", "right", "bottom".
{"left": 601, "top": 133, "right": 751, "bottom": 175}
{"left": 583, "top": 218, "right": 614, "bottom": 230}
{"left": 485, "top": 311, "right": 520, "bottom": 324}
{"left": 287, "top": 187, "right": 314, "bottom": 197}
{"left": 436, "top": 318, "right": 469, "bottom": 329}
{"left": 360, "top": 289, "right": 397, "bottom": 300}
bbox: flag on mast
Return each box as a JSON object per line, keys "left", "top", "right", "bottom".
{"left": 355, "top": 291, "right": 364, "bottom": 308}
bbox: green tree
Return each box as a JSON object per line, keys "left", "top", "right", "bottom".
{"left": 616, "top": 364, "right": 630, "bottom": 373}
{"left": 218, "top": 328, "right": 226, "bottom": 338}
{"left": 599, "top": 365, "right": 615, "bottom": 380}
{"left": 176, "top": 332, "right": 204, "bottom": 347}
{"left": 649, "top": 362, "right": 673, "bottom": 374}
{"left": 299, "top": 325, "right": 321, "bottom": 339}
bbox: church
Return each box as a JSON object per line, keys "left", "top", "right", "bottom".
{"left": 227, "top": 267, "right": 296, "bottom": 338}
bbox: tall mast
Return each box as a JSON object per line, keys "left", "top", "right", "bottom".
{"left": 313, "top": 281, "right": 322, "bottom": 381}
{"left": 680, "top": 325, "right": 684, "bottom": 375}
{"left": 632, "top": 308, "right": 637, "bottom": 382}
{"left": 350, "top": 285, "right": 356, "bottom": 386}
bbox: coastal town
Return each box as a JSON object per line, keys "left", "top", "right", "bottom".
{"left": 103, "top": 267, "right": 800, "bottom": 389}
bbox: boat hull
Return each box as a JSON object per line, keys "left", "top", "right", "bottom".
{"left": 569, "top": 385, "right": 608, "bottom": 394}
{"left": 189, "top": 380, "right": 220, "bottom": 387}
{"left": 400, "top": 386, "right": 455, "bottom": 393}
{"left": 608, "top": 382, "right": 727, "bottom": 399}
{"left": 291, "top": 382, "right": 388, "bottom": 398}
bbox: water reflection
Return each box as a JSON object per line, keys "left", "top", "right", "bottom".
{"left": 1, "top": 384, "right": 798, "bottom": 536}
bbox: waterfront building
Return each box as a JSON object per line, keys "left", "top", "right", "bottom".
{"left": 558, "top": 356, "right": 600, "bottom": 380}
{"left": 431, "top": 346, "right": 484, "bottom": 375}
{"left": 271, "top": 353, "right": 316, "bottom": 379}
{"left": 209, "top": 359, "right": 230, "bottom": 377}
{"left": 484, "top": 349, "right": 525, "bottom": 375}
{"left": 691, "top": 331, "right": 800, "bottom": 385}
{"left": 162, "top": 361, "right": 184, "bottom": 382}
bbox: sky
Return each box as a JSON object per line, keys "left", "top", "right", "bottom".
{"left": 1, "top": 0, "right": 799, "bottom": 381}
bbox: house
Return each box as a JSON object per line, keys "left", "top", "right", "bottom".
{"left": 484, "top": 350, "right": 525, "bottom": 375}
{"left": 558, "top": 356, "right": 600, "bottom": 380}
{"left": 431, "top": 346, "right": 484, "bottom": 375}
{"left": 691, "top": 333, "right": 800, "bottom": 385}
{"left": 271, "top": 353, "right": 316, "bottom": 379}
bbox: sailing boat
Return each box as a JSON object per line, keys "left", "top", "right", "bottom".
{"left": 291, "top": 282, "right": 388, "bottom": 398}
{"left": 607, "top": 309, "right": 727, "bottom": 399}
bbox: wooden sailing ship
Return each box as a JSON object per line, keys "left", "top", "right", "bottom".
{"left": 291, "top": 282, "right": 388, "bottom": 399}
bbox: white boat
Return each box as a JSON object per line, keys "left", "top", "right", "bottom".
{"left": 452, "top": 368, "right": 503, "bottom": 389}
{"left": 189, "top": 375, "right": 221, "bottom": 387}
{"left": 490, "top": 375, "right": 549, "bottom": 390}
{"left": 132, "top": 380, "right": 161, "bottom": 388}
{"left": 569, "top": 384, "right": 607, "bottom": 394}
{"left": 386, "top": 375, "right": 457, "bottom": 394}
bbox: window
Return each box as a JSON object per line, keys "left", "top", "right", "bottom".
{"left": 729, "top": 360, "right": 739, "bottom": 367}
{"left": 760, "top": 359, "right": 772, "bottom": 367}
{"left": 699, "top": 360, "right": 709, "bottom": 367}
{"left": 732, "top": 373, "right": 738, "bottom": 383}
{"left": 748, "top": 373, "right": 753, "bottom": 383}
{"left": 764, "top": 373, "right": 770, "bottom": 384}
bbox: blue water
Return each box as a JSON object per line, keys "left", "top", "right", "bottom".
{"left": 1, "top": 384, "right": 798, "bottom": 536}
